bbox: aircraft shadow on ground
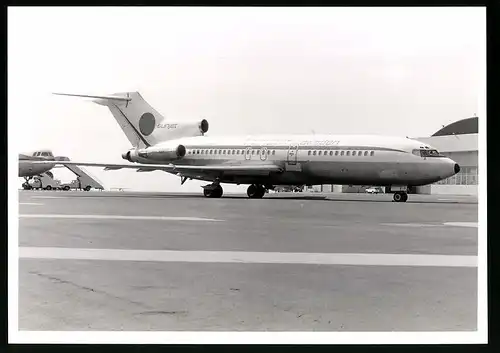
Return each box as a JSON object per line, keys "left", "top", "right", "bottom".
{"left": 38, "top": 192, "right": 476, "bottom": 205}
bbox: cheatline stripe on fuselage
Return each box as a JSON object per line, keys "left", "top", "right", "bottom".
{"left": 178, "top": 145, "right": 408, "bottom": 153}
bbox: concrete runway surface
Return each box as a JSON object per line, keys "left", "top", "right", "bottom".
{"left": 18, "top": 190, "right": 479, "bottom": 331}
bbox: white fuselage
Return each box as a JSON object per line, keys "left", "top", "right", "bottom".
{"left": 128, "top": 134, "right": 458, "bottom": 187}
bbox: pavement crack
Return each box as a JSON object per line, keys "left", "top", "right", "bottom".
{"left": 138, "top": 310, "right": 188, "bottom": 316}
{"left": 28, "top": 271, "right": 151, "bottom": 309}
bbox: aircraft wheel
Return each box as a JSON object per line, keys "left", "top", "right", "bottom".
{"left": 213, "top": 185, "right": 223, "bottom": 198}
{"left": 204, "top": 185, "right": 223, "bottom": 198}
{"left": 45, "top": 185, "right": 52, "bottom": 191}
{"left": 247, "top": 184, "right": 265, "bottom": 199}
{"left": 393, "top": 192, "right": 408, "bottom": 202}
{"left": 63, "top": 186, "right": 70, "bottom": 191}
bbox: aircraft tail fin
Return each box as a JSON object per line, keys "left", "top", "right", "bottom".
{"left": 53, "top": 92, "right": 166, "bottom": 148}
{"left": 54, "top": 91, "right": 210, "bottom": 147}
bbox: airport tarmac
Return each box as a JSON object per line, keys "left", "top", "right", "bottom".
{"left": 18, "top": 190, "right": 479, "bottom": 331}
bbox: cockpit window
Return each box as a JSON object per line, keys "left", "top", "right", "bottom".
{"left": 412, "top": 149, "right": 444, "bottom": 157}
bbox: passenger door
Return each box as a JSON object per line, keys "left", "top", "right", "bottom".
{"left": 245, "top": 147, "right": 252, "bottom": 160}
{"left": 287, "top": 144, "right": 298, "bottom": 165}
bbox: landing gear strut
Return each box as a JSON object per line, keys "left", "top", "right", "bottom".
{"left": 247, "top": 184, "right": 266, "bottom": 199}
{"left": 21, "top": 177, "right": 32, "bottom": 190}
{"left": 393, "top": 192, "right": 408, "bottom": 203}
{"left": 203, "top": 184, "right": 223, "bottom": 198}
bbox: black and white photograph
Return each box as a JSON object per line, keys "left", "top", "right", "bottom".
{"left": 9, "top": 6, "right": 486, "bottom": 344}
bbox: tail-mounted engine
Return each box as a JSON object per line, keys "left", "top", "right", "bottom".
{"left": 121, "top": 149, "right": 139, "bottom": 162}
{"left": 153, "top": 119, "right": 209, "bottom": 140}
{"left": 122, "top": 144, "right": 186, "bottom": 163}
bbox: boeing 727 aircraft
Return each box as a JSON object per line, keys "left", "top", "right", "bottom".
{"left": 50, "top": 92, "right": 460, "bottom": 202}
{"left": 19, "top": 149, "right": 57, "bottom": 188}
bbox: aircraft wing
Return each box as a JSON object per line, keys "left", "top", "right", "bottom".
{"left": 43, "top": 161, "right": 283, "bottom": 176}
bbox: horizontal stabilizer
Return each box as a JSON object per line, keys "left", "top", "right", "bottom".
{"left": 52, "top": 92, "right": 131, "bottom": 102}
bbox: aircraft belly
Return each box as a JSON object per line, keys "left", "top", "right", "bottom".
{"left": 304, "top": 161, "right": 431, "bottom": 185}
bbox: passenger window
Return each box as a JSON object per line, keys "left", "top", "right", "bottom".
{"left": 252, "top": 150, "right": 255, "bottom": 155}
{"left": 329, "top": 151, "right": 333, "bottom": 156}
{"left": 313, "top": 151, "right": 317, "bottom": 156}
{"left": 272, "top": 150, "right": 276, "bottom": 155}
{"left": 324, "top": 151, "right": 327, "bottom": 155}
{"left": 346, "top": 151, "right": 350, "bottom": 156}
{"left": 257, "top": 150, "right": 260, "bottom": 155}
{"left": 267, "top": 150, "right": 271, "bottom": 155}
{"left": 232, "top": 150, "right": 235, "bottom": 155}
{"left": 196, "top": 150, "right": 200, "bottom": 154}
{"left": 364, "top": 151, "right": 368, "bottom": 156}
{"left": 237, "top": 150, "right": 240, "bottom": 155}
{"left": 335, "top": 151, "right": 339, "bottom": 156}
{"left": 223, "top": 150, "right": 227, "bottom": 154}
{"left": 370, "top": 151, "right": 374, "bottom": 156}
{"left": 340, "top": 151, "right": 344, "bottom": 156}
{"left": 308, "top": 151, "right": 311, "bottom": 155}
{"left": 318, "top": 151, "right": 322, "bottom": 156}
{"left": 201, "top": 150, "right": 204, "bottom": 154}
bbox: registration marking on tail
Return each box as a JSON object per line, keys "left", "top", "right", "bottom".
{"left": 18, "top": 214, "right": 224, "bottom": 222}
{"left": 19, "top": 247, "right": 477, "bottom": 268}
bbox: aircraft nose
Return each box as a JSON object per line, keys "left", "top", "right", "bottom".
{"left": 454, "top": 163, "right": 461, "bottom": 174}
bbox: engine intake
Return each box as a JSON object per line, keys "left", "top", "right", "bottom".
{"left": 122, "top": 149, "right": 138, "bottom": 162}
{"left": 199, "top": 119, "right": 209, "bottom": 134}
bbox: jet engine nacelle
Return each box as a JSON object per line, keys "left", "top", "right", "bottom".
{"left": 122, "top": 145, "right": 187, "bottom": 163}
{"left": 154, "top": 119, "right": 209, "bottom": 140}
{"left": 122, "top": 149, "right": 140, "bottom": 163}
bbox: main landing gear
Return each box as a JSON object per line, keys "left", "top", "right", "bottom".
{"left": 202, "top": 183, "right": 268, "bottom": 199}
{"left": 247, "top": 184, "right": 266, "bottom": 199}
{"left": 203, "top": 183, "right": 223, "bottom": 198}
{"left": 393, "top": 192, "right": 408, "bottom": 203}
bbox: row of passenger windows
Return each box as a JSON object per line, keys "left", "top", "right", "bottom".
{"left": 188, "top": 149, "right": 276, "bottom": 155}
{"left": 308, "top": 150, "right": 375, "bottom": 157}
{"left": 187, "top": 149, "right": 375, "bottom": 157}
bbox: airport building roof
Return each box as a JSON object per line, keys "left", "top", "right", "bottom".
{"left": 432, "top": 117, "right": 478, "bottom": 137}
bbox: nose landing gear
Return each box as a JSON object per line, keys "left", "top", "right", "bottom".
{"left": 21, "top": 177, "right": 33, "bottom": 190}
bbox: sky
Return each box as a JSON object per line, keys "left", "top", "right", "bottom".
{"left": 9, "top": 7, "right": 486, "bottom": 192}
